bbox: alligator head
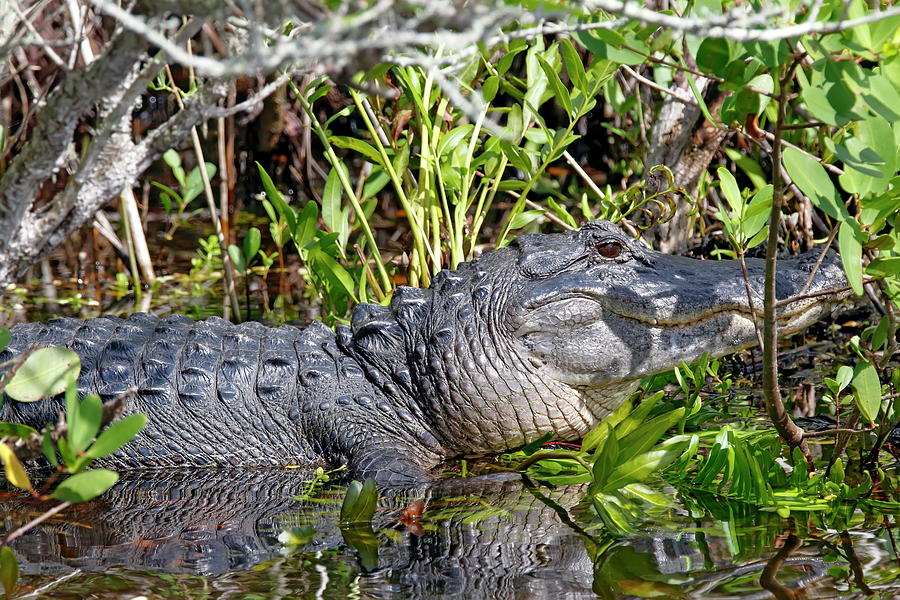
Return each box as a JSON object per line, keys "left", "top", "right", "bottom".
{"left": 344, "top": 220, "right": 848, "bottom": 459}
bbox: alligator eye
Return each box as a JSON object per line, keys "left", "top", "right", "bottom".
{"left": 596, "top": 240, "right": 624, "bottom": 259}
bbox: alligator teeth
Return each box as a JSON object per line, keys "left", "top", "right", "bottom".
{"left": 529, "top": 357, "right": 544, "bottom": 368}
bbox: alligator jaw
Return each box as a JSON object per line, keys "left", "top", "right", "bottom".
{"left": 511, "top": 243, "right": 848, "bottom": 392}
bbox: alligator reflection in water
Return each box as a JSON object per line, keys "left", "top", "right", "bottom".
{"left": 3, "top": 471, "right": 895, "bottom": 599}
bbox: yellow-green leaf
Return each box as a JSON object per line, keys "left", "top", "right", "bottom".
{"left": 0, "top": 442, "right": 32, "bottom": 491}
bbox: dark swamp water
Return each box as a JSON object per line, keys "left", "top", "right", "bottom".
{"left": 3, "top": 468, "right": 900, "bottom": 599}
{"left": 2, "top": 272, "right": 900, "bottom": 599}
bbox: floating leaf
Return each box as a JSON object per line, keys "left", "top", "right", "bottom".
{"left": 340, "top": 478, "right": 378, "bottom": 523}
{"left": 0, "top": 442, "right": 31, "bottom": 491}
{"left": 4, "top": 347, "right": 80, "bottom": 403}
{"left": 0, "top": 546, "right": 18, "bottom": 600}
{"left": 0, "top": 328, "right": 9, "bottom": 353}
{"left": 51, "top": 469, "right": 119, "bottom": 503}
{"left": 87, "top": 413, "right": 147, "bottom": 459}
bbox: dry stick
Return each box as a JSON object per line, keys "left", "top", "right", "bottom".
{"left": 164, "top": 65, "right": 241, "bottom": 320}
{"left": 119, "top": 190, "right": 142, "bottom": 299}
{"left": 121, "top": 186, "right": 156, "bottom": 284}
{"left": 763, "top": 57, "right": 813, "bottom": 468}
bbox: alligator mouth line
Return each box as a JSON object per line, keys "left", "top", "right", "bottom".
{"left": 606, "top": 304, "right": 819, "bottom": 330}
{"left": 525, "top": 292, "right": 818, "bottom": 331}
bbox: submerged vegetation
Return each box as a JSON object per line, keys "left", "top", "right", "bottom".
{"left": 1, "top": 0, "right": 900, "bottom": 597}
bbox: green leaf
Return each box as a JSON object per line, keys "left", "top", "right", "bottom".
{"left": 852, "top": 362, "right": 882, "bottom": 424}
{"left": 723, "top": 148, "right": 766, "bottom": 189}
{"left": 41, "top": 427, "right": 58, "bottom": 467}
{"left": 615, "top": 407, "right": 685, "bottom": 460}
{"left": 87, "top": 414, "right": 147, "bottom": 459}
{"left": 523, "top": 38, "right": 551, "bottom": 124}
{"left": 482, "top": 75, "right": 500, "bottom": 103}
{"left": 0, "top": 328, "right": 9, "bottom": 353}
{"left": 329, "top": 136, "right": 384, "bottom": 166}
{"left": 162, "top": 148, "right": 181, "bottom": 170}
{"left": 717, "top": 167, "right": 743, "bottom": 216}
{"left": 575, "top": 29, "right": 645, "bottom": 66}
{"left": 830, "top": 457, "right": 845, "bottom": 485}
{"left": 436, "top": 125, "right": 475, "bottom": 159}
{"left": 696, "top": 38, "right": 732, "bottom": 73}
{"left": 866, "top": 257, "right": 900, "bottom": 277}
{"left": 256, "top": 162, "right": 296, "bottom": 234}
{"left": 4, "top": 347, "right": 80, "bottom": 402}
{"left": 537, "top": 55, "right": 574, "bottom": 120}
{"left": 838, "top": 222, "right": 864, "bottom": 296}
{"left": 0, "top": 442, "right": 32, "bottom": 491}
{"left": 782, "top": 148, "right": 847, "bottom": 221}
{"left": 545, "top": 198, "right": 578, "bottom": 228}
{"left": 70, "top": 394, "right": 102, "bottom": 455}
{"left": 321, "top": 167, "right": 345, "bottom": 237}
{"left": 242, "top": 227, "right": 261, "bottom": 263}
{"left": 742, "top": 185, "right": 773, "bottom": 239}
{"left": 0, "top": 422, "right": 37, "bottom": 439}
{"left": 0, "top": 546, "right": 18, "bottom": 600}
{"left": 590, "top": 424, "right": 618, "bottom": 491}
{"left": 508, "top": 209, "right": 544, "bottom": 230}
{"left": 51, "top": 469, "right": 119, "bottom": 503}
{"left": 602, "top": 444, "right": 685, "bottom": 492}
{"left": 835, "top": 365, "right": 854, "bottom": 393}
{"left": 293, "top": 201, "right": 319, "bottom": 252}
{"left": 559, "top": 38, "right": 587, "bottom": 94}
{"left": 340, "top": 478, "right": 378, "bottom": 523}
{"left": 614, "top": 391, "right": 664, "bottom": 439}
{"left": 182, "top": 163, "right": 217, "bottom": 204}
{"left": 521, "top": 431, "right": 554, "bottom": 455}
{"left": 228, "top": 244, "right": 246, "bottom": 274}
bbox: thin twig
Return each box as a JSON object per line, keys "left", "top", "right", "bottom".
{"left": 803, "top": 426, "right": 875, "bottom": 439}
{"left": 2, "top": 501, "right": 72, "bottom": 545}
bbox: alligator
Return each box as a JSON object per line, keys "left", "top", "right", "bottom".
{"left": 0, "top": 220, "right": 847, "bottom": 484}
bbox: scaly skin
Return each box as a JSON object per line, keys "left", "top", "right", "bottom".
{"left": 0, "top": 221, "right": 848, "bottom": 483}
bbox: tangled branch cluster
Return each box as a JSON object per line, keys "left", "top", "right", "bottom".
{"left": 0, "top": 0, "right": 897, "bottom": 286}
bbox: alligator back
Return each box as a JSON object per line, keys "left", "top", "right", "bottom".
{"left": 0, "top": 313, "right": 330, "bottom": 469}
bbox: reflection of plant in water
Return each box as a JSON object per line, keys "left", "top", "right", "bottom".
{"left": 0, "top": 339, "right": 146, "bottom": 599}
